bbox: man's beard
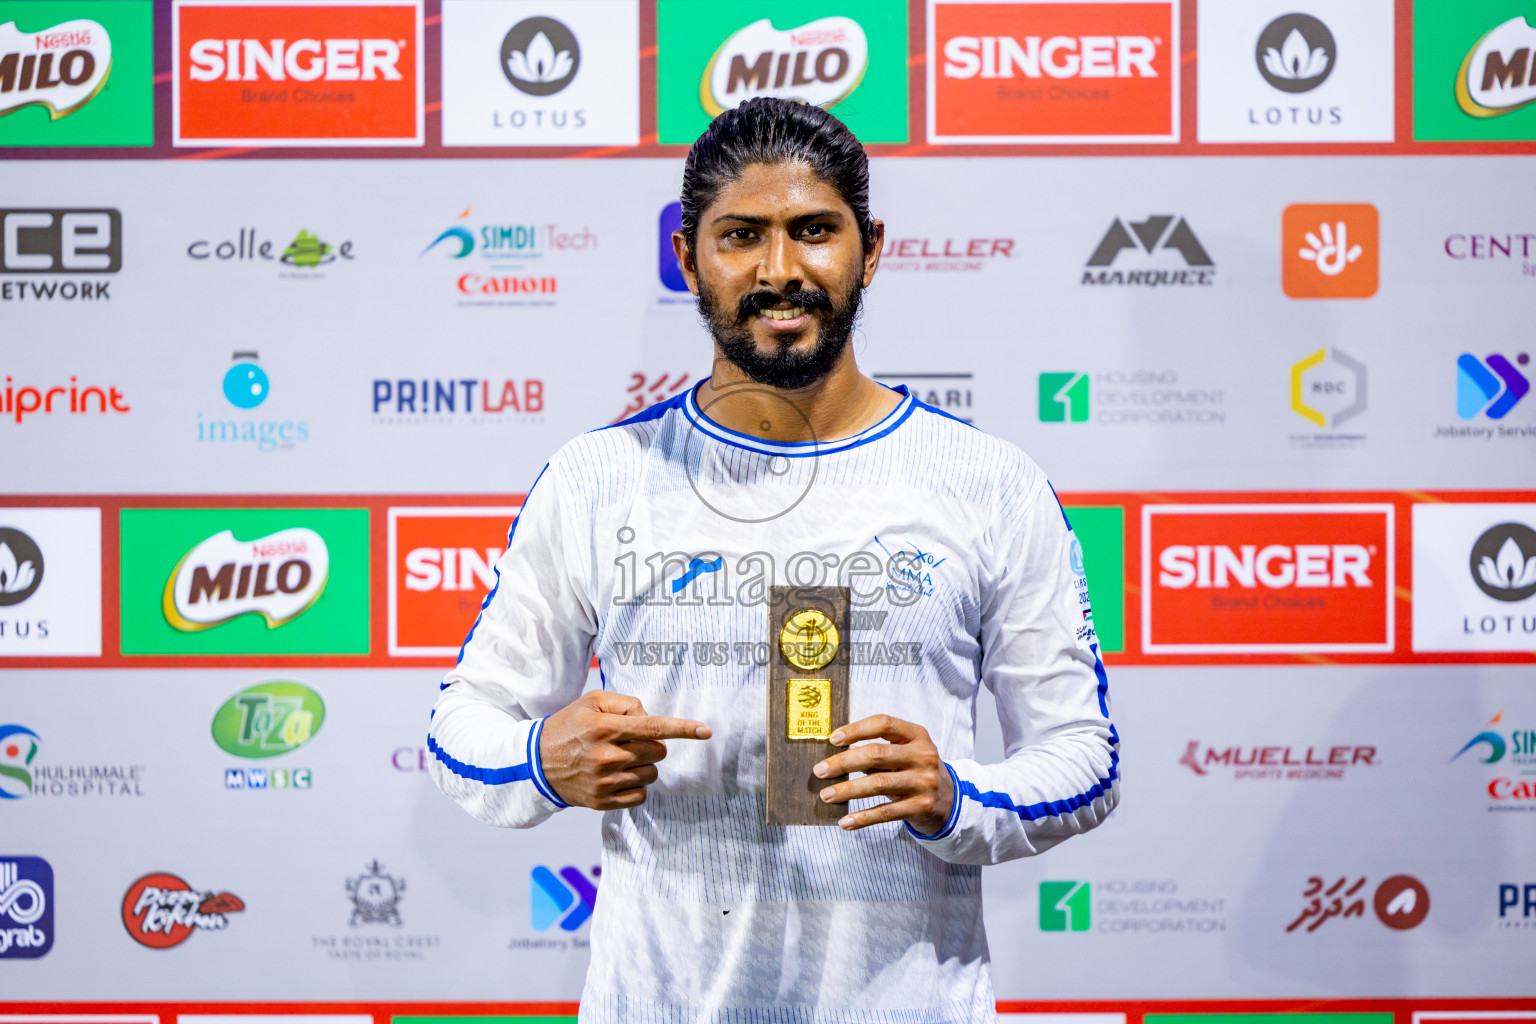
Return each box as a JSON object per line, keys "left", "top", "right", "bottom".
{"left": 698, "top": 268, "right": 864, "bottom": 391}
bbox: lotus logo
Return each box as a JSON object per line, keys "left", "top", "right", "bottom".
{"left": 1470, "top": 523, "right": 1536, "bottom": 602}
{"left": 163, "top": 528, "right": 329, "bottom": 631}
{"left": 1256, "top": 14, "right": 1335, "bottom": 93}
{"left": 1457, "top": 16, "right": 1536, "bottom": 118}
{"left": 0, "top": 725, "right": 40, "bottom": 799}
{"left": 0, "top": 528, "right": 42, "bottom": 607}
{"left": 500, "top": 17, "right": 579, "bottom": 96}
{"left": 702, "top": 17, "right": 869, "bottom": 117}
{"left": 0, "top": 19, "right": 113, "bottom": 121}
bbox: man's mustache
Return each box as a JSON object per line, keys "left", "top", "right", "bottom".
{"left": 735, "top": 288, "right": 835, "bottom": 324}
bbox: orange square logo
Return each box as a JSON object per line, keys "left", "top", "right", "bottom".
{"left": 174, "top": 0, "right": 423, "bottom": 146}
{"left": 929, "top": 1, "right": 1177, "bottom": 143}
{"left": 1283, "top": 203, "right": 1379, "bottom": 299}
{"left": 388, "top": 507, "right": 518, "bottom": 657}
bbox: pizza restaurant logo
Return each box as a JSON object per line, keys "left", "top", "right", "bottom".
{"left": 1456, "top": 16, "right": 1536, "bottom": 119}
{"left": 930, "top": 0, "right": 1177, "bottom": 143}
{"left": 1142, "top": 503, "right": 1394, "bottom": 655}
{"left": 1, "top": 208, "right": 121, "bottom": 302}
{"left": 174, "top": 0, "right": 424, "bottom": 146}
{"left": 1082, "top": 215, "right": 1214, "bottom": 287}
{"left": 1180, "top": 740, "right": 1377, "bottom": 781}
{"left": 702, "top": 16, "right": 868, "bottom": 117}
{"left": 1453, "top": 711, "right": 1536, "bottom": 808}
{"left": 0, "top": 17, "right": 112, "bottom": 122}
{"left": 163, "top": 527, "right": 329, "bottom": 632}
{"left": 121, "top": 872, "right": 244, "bottom": 949}
{"left": 1287, "top": 874, "right": 1430, "bottom": 932}
{"left": 387, "top": 507, "right": 517, "bottom": 657}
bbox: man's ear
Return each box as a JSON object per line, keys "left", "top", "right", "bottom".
{"left": 672, "top": 230, "right": 700, "bottom": 296}
{"left": 862, "top": 219, "right": 884, "bottom": 288}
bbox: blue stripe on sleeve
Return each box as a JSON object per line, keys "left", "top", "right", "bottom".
{"left": 449, "top": 462, "right": 549, "bottom": 676}
{"left": 426, "top": 733, "right": 533, "bottom": 786}
{"left": 526, "top": 716, "right": 570, "bottom": 809}
{"left": 906, "top": 761, "right": 964, "bottom": 842}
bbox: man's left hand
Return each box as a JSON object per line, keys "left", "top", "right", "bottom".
{"left": 813, "top": 715, "right": 954, "bottom": 834}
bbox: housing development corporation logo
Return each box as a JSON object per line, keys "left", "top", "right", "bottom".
{"left": 1282, "top": 203, "right": 1379, "bottom": 298}
{"left": 1412, "top": 503, "right": 1536, "bottom": 652}
{"left": 1286, "top": 875, "right": 1430, "bottom": 932}
{"left": 1035, "top": 369, "right": 1225, "bottom": 427}
{"left": 121, "top": 872, "right": 243, "bottom": 949}
{"left": 530, "top": 864, "right": 599, "bottom": 932}
{"left": 0, "top": 856, "right": 53, "bottom": 958}
{"left": 931, "top": 0, "right": 1177, "bottom": 143}
{"left": 1040, "top": 880, "right": 1090, "bottom": 931}
{"left": 173, "top": 0, "right": 424, "bottom": 146}
{"left": 1040, "top": 878, "right": 1227, "bottom": 934}
{"left": 1082, "top": 215, "right": 1214, "bottom": 287}
{"left": 387, "top": 507, "right": 516, "bottom": 656}
{"left": 0, "top": 207, "right": 121, "bottom": 302}
{"left": 1039, "top": 372, "right": 1089, "bottom": 422}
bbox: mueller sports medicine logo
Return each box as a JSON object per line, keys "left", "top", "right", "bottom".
{"left": 163, "top": 528, "right": 329, "bottom": 632}
{"left": 1180, "top": 740, "right": 1377, "bottom": 781}
{"left": 174, "top": 0, "right": 424, "bottom": 146}
{"left": 387, "top": 507, "right": 517, "bottom": 657}
{"left": 1456, "top": 16, "right": 1536, "bottom": 118}
{"left": 0, "top": 17, "right": 112, "bottom": 122}
{"left": 931, "top": 0, "right": 1177, "bottom": 143}
{"left": 701, "top": 16, "right": 868, "bottom": 117}
{"left": 1, "top": 208, "right": 120, "bottom": 301}
{"left": 1143, "top": 504, "right": 1394, "bottom": 654}
{"left": 1082, "top": 215, "right": 1213, "bottom": 286}
{"left": 0, "top": 857, "right": 53, "bottom": 959}
{"left": 122, "top": 872, "right": 244, "bottom": 949}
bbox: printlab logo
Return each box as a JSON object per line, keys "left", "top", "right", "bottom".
{"left": 198, "top": 351, "right": 310, "bottom": 452}
{"left": 1470, "top": 523, "right": 1536, "bottom": 602}
{"left": 0, "top": 725, "right": 40, "bottom": 798}
{"left": 1257, "top": 15, "right": 1336, "bottom": 92}
{"left": 164, "top": 527, "right": 329, "bottom": 633}
{"left": 0, "top": 208, "right": 120, "bottom": 302}
{"left": 0, "top": 528, "right": 43, "bottom": 606}
{"left": 0, "top": 856, "right": 53, "bottom": 959}
{"left": 347, "top": 860, "right": 404, "bottom": 926}
{"left": 1082, "top": 215, "right": 1215, "bottom": 287}
{"left": 1456, "top": 17, "right": 1536, "bottom": 119}
{"left": 1289, "top": 347, "right": 1367, "bottom": 445}
{"left": 1458, "top": 352, "right": 1530, "bottom": 421}
{"left": 1453, "top": 712, "right": 1536, "bottom": 806}
{"left": 1287, "top": 875, "right": 1430, "bottom": 932}
{"left": 371, "top": 376, "right": 545, "bottom": 424}
{"left": 502, "top": 17, "right": 578, "bottom": 96}
{"left": 1499, "top": 883, "right": 1536, "bottom": 926}
{"left": 1039, "top": 372, "right": 1089, "bottom": 423}
{"left": 1180, "top": 740, "right": 1377, "bottom": 781}
{"left": 1283, "top": 204, "right": 1378, "bottom": 298}
{"left": 121, "top": 872, "right": 244, "bottom": 949}
{"left": 1039, "top": 880, "right": 1090, "bottom": 931}
{"left": 531, "top": 865, "right": 599, "bottom": 932}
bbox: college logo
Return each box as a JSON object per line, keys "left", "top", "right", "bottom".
{"left": 0, "top": 527, "right": 42, "bottom": 606}
{"left": 1082, "top": 215, "right": 1214, "bottom": 286}
{"left": 1039, "top": 372, "right": 1089, "bottom": 422}
{"left": 0, "top": 856, "right": 53, "bottom": 958}
{"left": 1143, "top": 503, "right": 1394, "bottom": 654}
{"left": 387, "top": 507, "right": 517, "bottom": 656}
{"left": 0, "top": 725, "right": 39, "bottom": 797}
{"left": 347, "top": 860, "right": 404, "bottom": 926}
{"left": 212, "top": 681, "right": 325, "bottom": 758}
{"left": 1458, "top": 352, "right": 1530, "bottom": 420}
{"left": 120, "top": 509, "right": 369, "bottom": 656}
{"left": 186, "top": 226, "right": 357, "bottom": 273}
{"left": 1283, "top": 204, "right": 1378, "bottom": 298}
{"left": 0, "top": 508, "right": 102, "bottom": 656}
{"left": 657, "top": 1, "right": 907, "bottom": 144}
{"left": 1412, "top": 504, "right": 1536, "bottom": 652}
{"left": 0, "top": 2, "right": 153, "bottom": 146}
{"left": 1180, "top": 739, "right": 1377, "bottom": 781}
{"left": 530, "top": 864, "right": 598, "bottom": 932}
{"left": 1039, "top": 880, "right": 1090, "bottom": 931}
{"left": 0, "top": 208, "right": 120, "bottom": 302}
{"left": 121, "top": 872, "right": 244, "bottom": 949}
{"left": 1287, "top": 875, "right": 1429, "bottom": 932}
{"left": 173, "top": 0, "right": 424, "bottom": 146}
{"left": 502, "top": 16, "right": 578, "bottom": 96}
{"left": 1457, "top": 16, "right": 1536, "bottom": 118}
{"left": 930, "top": 0, "right": 1177, "bottom": 143}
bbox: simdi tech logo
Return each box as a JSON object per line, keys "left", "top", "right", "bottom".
{"left": 1413, "top": 503, "right": 1536, "bottom": 652}
{"left": 0, "top": 856, "right": 53, "bottom": 959}
{"left": 929, "top": 0, "right": 1178, "bottom": 144}
{"left": 1142, "top": 503, "right": 1394, "bottom": 655}
{"left": 419, "top": 204, "right": 593, "bottom": 305}
{"left": 0, "top": 508, "right": 102, "bottom": 657}
{"left": 1282, "top": 203, "right": 1379, "bottom": 299}
{"left": 173, "top": 0, "right": 424, "bottom": 147}
{"left": 388, "top": 507, "right": 518, "bottom": 657}
{"left": 0, "top": 207, "right": 120, "bottom": 303}
{"left": 1415, "top": 0, "right": 1536, "bottom": 140}
{"left": 656, "top": 0, "right": 908, "bottom": 144}
{"left": 119, "top": 508, "right": 369, "bottom": 655}
{"left": 1452, "top": 711, "right": 1536, "bottom": 807}
{"left": 0, "top": 0, "right": 154, "bottom": 146}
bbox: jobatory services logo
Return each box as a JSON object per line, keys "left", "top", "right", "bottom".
{"left": 1412, "top": 503, "right": 1536, "bottom": 652}
{"left": 173, "top": 0, "right": 424, "bottom": 147}
{"left": 1040, "top": 878, "right": 1227, "bottom": 934}
{"left": 0, "top": 856, "right": 53, "bottom": 958}
{"left": 119, "top": 508, "right": 369, "bottom": 656}
{"left": 1179, "top": 739, "right": 1377, "bottom": 781}
{"left": 1286, "top": 875, "right": 1430, "bottom": 932}
{"left": 530, "top": 864, "right": 599, "bottom": 933}
{"left": 930, "top": 0, "right": 1178, "bottom": 144}
{"left": 1081, "top": 215, "right": 1214, "bottom": 286}
{"left": 121, "top": 872, "right": 244, "bottom": 949}
{"left": 440, "top": 0, "right": 639, "bottom": 147}
{"left": 0, "top": 723, "right": 146, "bottom": 798}
{"left": 1142, "top": 503, "right": 1394, "bottom": 655}
{"left": 1036, "top": 369, "right": 1226, "bottom": 427}
{"left": 1289, "top": 347, "right": 1368, "bottom": 448}
{"left": 1283, "top": 204, "right": 1379, "bottom": 298}
{"left": 0, "top": 1, "right": 154, "bottom": 146}
{"left": 1458, "top": 352, "right": 1531, "bottom": 420}
{"left": 656, "top": 0, "right": 908, "bottom": 144}
{"left": 1415, "top": 1, "right": 1536, "bottom": 141}
{"left": 388, "top": 507, "right": 518, "bottom": 657}
{"left": 420, "top": 205, "right": 595, "bottom": 306}
{"left": 0, "top": 508, "right": 101, "bottom": 657}
{"left": 198, "top": 352, "right": 312, "bottom": 452}
{"left": 0, "top": 207, "right": 120, "bottom": 302}
{"left": 1196, "top": 2, "right": 1395, "bottom": 143}
{"left": 1452, "top": 711, "right": 1536, "bottom": 808}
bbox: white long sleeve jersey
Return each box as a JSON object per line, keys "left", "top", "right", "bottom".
{"left": 429, "top": 383, "right": 1120, "bottom": 1024}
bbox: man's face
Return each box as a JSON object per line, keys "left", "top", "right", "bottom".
{"left": 674, "top": 161, "right": 882, "bottom": 390}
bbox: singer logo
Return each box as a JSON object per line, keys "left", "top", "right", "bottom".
{"left": 929, "top": 0, "right": 1177, "bottom": 143}
{"left": 173, "top": 0, "right": 423, "bottom": 146}
{"left": 163, "top": 528, "right": 329, "bottom": 631}
{"left": 1142, "top": 504, "right": 1394, "bottom": 654}
{"left": 388, "top": 507, "right": 518, "bottom": 657}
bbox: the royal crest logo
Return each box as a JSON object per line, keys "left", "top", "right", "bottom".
{"left": 347, "top": 860, "right": 405, "bottom": 926}
{"left": 121, "top": 872, "right": 243, "bottom": 949}
{"left": 0, "top": 18, "right": 112, "bottom": 122}
{"left": 701, "top": 17, "right": 868, "bottom": 117}
{"left": 1457, "top": 16, "right": 1536, "bottom": 118}
{"left": 163, "top": 528, "right": 329, "bottom": 632}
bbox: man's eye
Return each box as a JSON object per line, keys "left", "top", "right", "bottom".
{"left": 726, "top": 228, "right": 756, "bottom": 240}
{"left": 801, "top": 224, "right": 829, "bottom": 237}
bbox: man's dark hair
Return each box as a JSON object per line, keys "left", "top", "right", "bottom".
{"left": 679, "top": 97, "right": 876, "bottom": 255}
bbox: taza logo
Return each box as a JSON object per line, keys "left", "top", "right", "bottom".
{"left": 0, "top": 18, "right": 111, "bottom": 121}
{"left": 121, "top": 872, "right": 243, "bottom": 949}
{"left": 1457, "top": 16, "right": 1536, "bottom": 118}
{"left": 0, "top": 857, "right": 52, "bottom": 958}
{"left": 1470, "top": 522, "right": 1536, "bottom": 602}
{"left": 1256, "top": 14, "right": 1335, "bottom": 93}
{"left": 211, "top": 681, "right": 326, "bottom": 758}
{"left": 0, "top": 725, "right": 40, "bottom": 798}
{"left": 0, "top": 528, "right": 43, "bottom": 605}
{"left": 163, "top": 528, "right": 329, "bottom": 632}
{"left": 501, "top": 17, "right": 578, "bottom": 96}
{"left": 702, "top": 17, "right": 867, "bottom": 117}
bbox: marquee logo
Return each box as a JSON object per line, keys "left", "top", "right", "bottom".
{"left": 1457, "top": 16, "right": 1536, "bottom": 117}
{"left": 1257, "top": 14, "right": 1336, "bottom": 93}
{"left": 0, "top": 856, "right": 52, "bottom": 958}
{"left": 121, "top": 872, "right": 244, "bottom": 949}
{"left": 173, "top": 0, "right": 424, "bottom": 146}
{"left": 1142, "top": 503, "right": 1394, "bottom": 654}
{"left": 1082, "top": 215, "right": 1214, "bottom": 286}
{"left": 211, "top": 681, "right": 325, "bottom": 758}
{"left": 1283, "top": 203, "right": 1378, "bottom": 298}
{"left": 388, "top": 507, "right": 517, "bottom": 656}
{"left": 1458, "top": 352, "right": 1530, "bottom": 420}
{"left": 163, "top": 527, "right": 328, "bottom": 632}
{"left": 701, "top": 16, "right": 868, "bottom": 117}
{"left": 930, "top": 0, "right": 1177, "bottom": 143}
{"left": 0, "top": 17, "right": 111, "bottom": 121}
{"left": 501, "top": 16, "right": 578, "bottom": 96}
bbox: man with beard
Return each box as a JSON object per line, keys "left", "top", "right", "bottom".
{"left": 428, "top": 98, "right": 1119, "bottom": 1022}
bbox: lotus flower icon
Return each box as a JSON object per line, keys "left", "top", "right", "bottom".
{"left": 0, "top": 529, "right": 43, "bottom": 607}
{"left": 1479, "top": 536, "right": 1536, "bottom": 593}
{"left": 0, "top": 543, "right": 35, "bottom": 597}
{"left": 500, "top": 18, "right": 580, "bottom": 96}
{"left": 1470, "top": 523, "right": 1536, "bottom": 602}
{"left": 508, "top": 32, "right": 572, "bottom": 85}
{"left": 1263, "top": 28, "right": 1330, "bottom": 82}
{"left": 1255, "top": 14, "right": 1336, "bottom": 93}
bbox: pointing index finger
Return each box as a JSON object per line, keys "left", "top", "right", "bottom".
{"left": 607, "top": 714, "right": 712, "bottom": 742}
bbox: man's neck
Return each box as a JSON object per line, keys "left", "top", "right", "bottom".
{"left": 696, "top": 348, "right": 902, "bottom": 444}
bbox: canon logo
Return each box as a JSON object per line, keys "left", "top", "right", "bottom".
{"left": 943, "top": 35, "right": 1158, "bottom": 80}
{"left": 187, "top": 38, "right": 403, "bottom": 82}
{"left": 1158, "top": 544, "right": 1372, "bottom": 589}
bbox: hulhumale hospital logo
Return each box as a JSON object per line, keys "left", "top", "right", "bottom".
{"left": 0, "top": 725, "right": 40, "bottom": 798}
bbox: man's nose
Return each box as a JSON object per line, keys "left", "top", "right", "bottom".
{"left": 758, "top": 229, "right": 803, "bottom": 293}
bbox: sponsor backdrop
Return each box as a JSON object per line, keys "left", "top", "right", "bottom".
{"left": 2, "top": 0, "right": 1534, "bottom": 1019}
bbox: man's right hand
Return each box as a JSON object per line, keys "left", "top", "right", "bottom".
{"left": 537, "top": 690, "right": 712, "bottom": 810}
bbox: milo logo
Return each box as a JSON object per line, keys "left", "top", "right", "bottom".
{"left": 0, "top": 18, "right": 112, "bottom": 121}
{"left": 211, "top": 681, "right": 325, "bottom": 759}
{"left": 162, "top": 527, "right": 328, "bottom": 631}
{"left": 702, "top": 16, "right": 868, "bottom": 116}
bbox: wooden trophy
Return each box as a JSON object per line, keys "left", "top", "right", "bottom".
{"left": 765, "top": 584, "right": 850, "bottom": 826}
